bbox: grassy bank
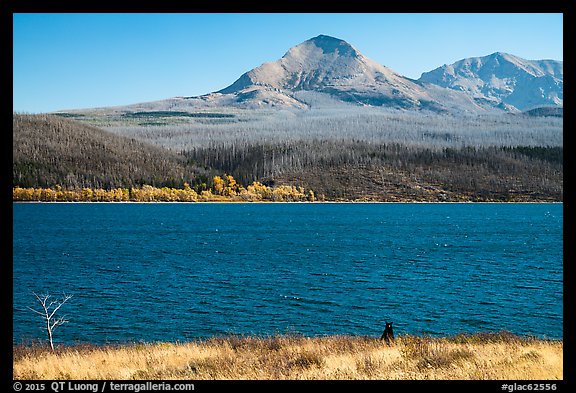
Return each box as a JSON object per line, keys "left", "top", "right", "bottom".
{"left": 13, "top": 333, "right": 562, "bottom": 380}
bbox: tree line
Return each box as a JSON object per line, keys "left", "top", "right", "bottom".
{"left": 13, "top": 176, "right": 317, "bottom": 203}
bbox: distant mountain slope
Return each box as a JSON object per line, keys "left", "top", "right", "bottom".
{"left": 418, "top": 52, "right": 563, "bottom": 111}
{"left": 13, "top": 114, "right": 209, "bottom": 189}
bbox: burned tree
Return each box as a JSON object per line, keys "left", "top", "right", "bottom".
{"left": 27, "top": 292, "right": 73, "bottom": 351}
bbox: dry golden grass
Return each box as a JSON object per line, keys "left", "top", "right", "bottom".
{"left": 13, "top": 333, "right": 562, "bottom": 380}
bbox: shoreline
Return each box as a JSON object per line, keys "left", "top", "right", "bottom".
{"left": 12, "top": 181, "right": 562, "bottom": 204}
{"left": 13, "top": 333, "right": 563, "bottom": 380}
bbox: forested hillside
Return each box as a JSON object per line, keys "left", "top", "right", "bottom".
{"left": 103, "top": 108, "right": 562, "bottom": 201}
{"left": 187, "top": 142, "right": 563, "bottom": 201}
{"left": 13, "top": 110, "right": 563, "bottom": 201}
{"left": 13, "top": 114, "right": 211, "bottom": 190}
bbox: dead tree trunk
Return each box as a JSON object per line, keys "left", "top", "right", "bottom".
{"left": 27, "top": 292, "right": 73, "bottom": 351}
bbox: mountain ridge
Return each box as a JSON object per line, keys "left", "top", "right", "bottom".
{"left": 418, "top": 51, "right": 563, "bottom": 111}
{"left": 56, "top": 35, "right": 562, "bottom": 114}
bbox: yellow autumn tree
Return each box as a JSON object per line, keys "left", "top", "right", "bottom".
{"left": 307, "top": 190, "right": 316, "bottom": 202}
{"left": 212, "top": 176, "right": 225, "bottom": 195}
{"left": 245, "top": 181, "right": 272, "bottom": 200}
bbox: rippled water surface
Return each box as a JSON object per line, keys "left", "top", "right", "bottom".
{"left": 13, "top": 203, "right": 563, "bottom": 344}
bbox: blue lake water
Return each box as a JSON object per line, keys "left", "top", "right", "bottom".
{"left": 12, "top": 203, "right": 563, "bottom": 344}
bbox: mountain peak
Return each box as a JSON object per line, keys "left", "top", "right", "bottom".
{"left": 419, "top": 52, "right": 563, "bottom": 111}
{"left": 281, "top": 34, "right": 359, "bottom": 60}
{"left": 220, "top": 34, "right": 376, "bottom": 95}
{"left": 217, "top": 34, "right": 474, "bottom": 111}
{"left": 487, "top": 52, "right": 520, "bottom": 63}
{"left": 305, "top": 35, "right": 357, "bottom": 56}
{"left": 311, "top": 34, "right": 341, "bottom": 41}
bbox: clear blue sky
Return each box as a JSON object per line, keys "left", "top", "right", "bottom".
{"left": 13, "top": 13, "right": 563, "bottom": 113}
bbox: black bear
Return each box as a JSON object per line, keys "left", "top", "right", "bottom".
{"left": 380, "top": 321, "right": 394, "bottom": 344}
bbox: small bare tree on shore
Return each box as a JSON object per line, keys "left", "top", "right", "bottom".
{"left": 27, "top": 292, "right": 73, "bottom": 351}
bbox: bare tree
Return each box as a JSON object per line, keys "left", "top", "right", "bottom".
{"left": 27, "top": 292, "right": 73, "bottom": 351}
